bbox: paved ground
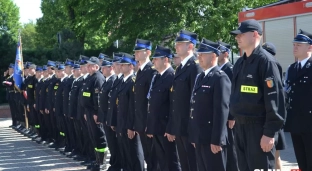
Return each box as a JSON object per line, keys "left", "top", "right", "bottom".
{"left": 0, "top": 118, "right": 299, "bottom": 171}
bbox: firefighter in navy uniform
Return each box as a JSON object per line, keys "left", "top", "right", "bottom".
{"left": 38, "top": 65, "right": 53, "bottom": 145}
{"left": 25, "top": 64, "right": 41, "bottom": 141}
{"left": 106, "top": 53, "right": 124, "bottom": 171}
{"left": 217, "top": 41, "right": 239, "bottom": 171}
{"left": 68, "top": 63, "right": 84, "bottom": 159}
{"left": 97, "top": 60, "right": 119, "bottom": 170}
{"left": 45, "top": 61, "right": 60, "bottom": 149}
{"left": 262, "top": 42, "right": 287, "bottom": 170}
{"left": 145, "top": 45, "right": 181, "bottom": 171}
{"left": 116, "top": 53, "right": 144, "bottom": 171}
{"left": 3, "top": 64, "right": 18, "bottom": 127}
{"left": 132, "top": 39, "right": 158, "bottom": 171}
{"left": 188, "top": 39, "right": 231, "bottom": 171}
{"left": 54, "top": 64, "right": 68, "bottom": 153}
{"left": 81, "top": 57, "right": 107, "bottom": 171}
{"left": 165, "top": 30, "right": 201, "bottom": 171}
{"left": 33, "top": 66, "right": 47, "bottom": 144}
{"left": 62, "top": 59, "right": 76, "bottom": 156}
{"left": 229, "top": 19, "right": 285, "bottom": 170}
{"left": 284, "top": 29, "right": 312, "bottom": 171}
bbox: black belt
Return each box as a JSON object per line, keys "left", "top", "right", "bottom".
{"left": 235, "top": 116, "right": 265, "bottom": 124}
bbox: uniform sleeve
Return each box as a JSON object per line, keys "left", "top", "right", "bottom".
{"left": 92, "top": 76, "right": 105, "bottom": 115}
{"left": 211, "top": 74, "right": 231, "bottom": 145}
{"left": 126, "top": 82, "right": 135, "bottom": 130}
{"left": 261, "top": 60, "right": 285, "bottom": 138}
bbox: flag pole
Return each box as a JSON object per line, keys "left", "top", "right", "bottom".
{"left": 19, "top": 29, "right": 28, "bottom": 129}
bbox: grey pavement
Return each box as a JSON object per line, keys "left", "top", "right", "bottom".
{"left": 0, "top": 118, "right": 299, "bottom": 171}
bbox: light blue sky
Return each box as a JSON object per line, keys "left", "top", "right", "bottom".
{"left": 13, "top": 0, "right": 42, "bottom": 24}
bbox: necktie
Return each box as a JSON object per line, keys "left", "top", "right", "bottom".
{"left": 175, "top": 64, "right": 182, "bottom": 73}
{"left": 298, "top": 62, "right": 302, "bottom": 73}
{"left": 146, "top": 74, "right": 157, "bottom": 99}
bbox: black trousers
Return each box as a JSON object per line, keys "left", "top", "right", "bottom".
{"left": 73, "top": 118, "right": 83, "bottom": 154}
{"left": 8, "top": 97, "right": 17, "bottom": 126}
{"left": 80, "top": 118, "right": 95, "bottom": 160}
{"left": 153, "top": 135, "right": 181, "bottom": 171}
{"left": 195, "top": 143, "right": 227, "bottom": 171}
{"left": 64, "top": 117, "right": 75, "bottom": 150}
{"left": 235, "top": 123, "right": 276, "bottom": 171}
{"left": 49, "top": 110, "right": 58, "bottom": 141}
{"left": 104, "top": 124, "right": 122, "bottom": 170}
{"left": 117, "top": 132, "right": 144, "bottom": 171}
{"left": 55, "top": 115, "right": 65, "bottom": 146}
{"left": 226, "top": 127, "right": 239, "bottom": 171}
{"left": 28, "top": 104, "right": 37, "bottom": 126}
{"left": 175, "top": 136, "right": 197, "bottom": 171}
{"left": 85, "top": 112, "right": 107, "bottom": 164}
{"left": 291, "top": 132, "right": 312, "bottom": 171}
{"left": 39, "top": 112, "right": 49, "bottom": 141}
{"left": 139, "top": 132, "right": 158, "bottom": 171}
{"left": 44, "top": 112, "right": 53, "bottom": 141}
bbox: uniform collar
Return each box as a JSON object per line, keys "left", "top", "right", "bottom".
{"left": 181, "top": 53, "right": 194, "bottom": 68}
{"left": 160, "top": 66, "right": 171, "bottom": 76}
{"left": 219, "top": 61, "right": 229, "bottom": 69}
{"left": 118, "top": 73, "right": 123, "bottom": 78}
{"left": 105, "top": 74, "right": 113, "bottom": 81}
{"left": 298, "top": 56, "right": 311, "bottom": 68}
{"left": 123, "top": 73, "right": 133, "bottom": 82}
{"left": 204, "top": 65, "right": 217, "bottom": 76}
{"left": 140, "top": 60, "right": 150, "bottom": 71}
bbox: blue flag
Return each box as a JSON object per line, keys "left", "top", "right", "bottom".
{"left": 13, "top": 37, "right": 23, "bottom": 91}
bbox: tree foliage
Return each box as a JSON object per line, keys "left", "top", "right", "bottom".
{"left": 35, "top": 0, "right": 277, "bottom": 54}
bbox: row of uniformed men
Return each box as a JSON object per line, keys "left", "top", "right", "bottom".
{"left": 4, "top": 19, "right": 310, "bottom": 171}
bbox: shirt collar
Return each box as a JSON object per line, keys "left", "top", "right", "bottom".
{"left": 106, "top": 74, "right": 113, "bottom": 82}
{"left": 160, "top": 66, "right": 170, "bottom": 76}
{"left": 38, "top": 77, "right": 43, "bottom": 82}
{"left": 204, "top": 65, "right": 217, "bottom": 76}
{"left": 219, "top": 62, "right": 228, "bottom": 69}
{"left": 74, "top": 75, "right": 82, "bottom": 81}
{"left": 61, "top": 76, "right": 67, "bottom": 82}
{"left": 83, "top": 73, "right": 89, "bottom": 79}
{"left": 118, "top": 73, "right": 123, "bottom": 78}
{"left": 180, "top": 54, "right": 193, "bottom": 67}
{"left": 140, "top": 60, "right": 150, "bottom": 71}
{"left": 123, "top": 74, "right": 132, "bottom": 82}
{"left": 298, "top": 57, "right": 311, "bottom": 68}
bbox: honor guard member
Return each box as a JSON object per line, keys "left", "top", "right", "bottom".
{"left": 107, "top": 53, "right": 124, "bottom": 128}
{"left": 81, "top": 57, "right": 107, "bottom": 170}
{"left": 39, "top": 65, "right": 53, "bottom": 145}
{"left": 33, "top": 66, "right": 47, "bottom": 144}
{"left": 229, "top": 19, "right": 285, "bottom": 170}
{"left": 54, "top": 64, "right": 68, "bottom": 153}
{"left": 262, "top": 42, "right": 287, "bottom": 170}
{"left": 116, "top": 53, "right": 144, "bottom": 171}
{"left": 63, "top": 59, "right": 76, "bottom": 156}
{"left": 77, "top": 56, "right": 97, "bottom": 165}
{"left": 217, "top": 41, "right": 239, "bottom": 171}
{"left": 188, "top": 39, "right": 230, "bottom": 171}
{"left": 165, "top": 30, "right": 201, "bottom": 171}
{"left": 26, "top": 64, "right": 41, "bottom": 138}
{"left": 106, "top": 53, "right": 123, "bottom": 171}
{"left": 146, "top": 45, "right": 181, "bottom": 171}
{"left": 68, "top": 63, "right": 84, "bottom": 159}
{"left": 45, "top": 61, "right": 60, "bottom": 149}
{"left": 132, "top": 39, "right": 158, "bottom": 171}
{"left": 98, "top": 60, "right": 117, "bottom": 170}
{"left": 284, "top": 29, "right": 312, "bottom": 171}
{"left": 3, "top": 64, "right": 18, "bottom": 127}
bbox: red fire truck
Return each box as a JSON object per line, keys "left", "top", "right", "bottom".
{"left": 237, "top": 0, "right": 312, "bottom": 71}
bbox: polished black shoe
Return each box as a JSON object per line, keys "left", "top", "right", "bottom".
{"left": 73, "top": 155, "right": 85, "bottom": 161}
{"left": 56, "top": 146, "right": 65, "bottom": 151}
{"left": 48, "top": 143, "right": 57, "bottom": 148}
{"left": 90, "top": 164, "right": 101, "bottom": 171}
{"left": 81, "top": 160, "right": 92, "bottom": 166}
{"left": 9, "top": 125, "right": 13, "bottom": 128}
